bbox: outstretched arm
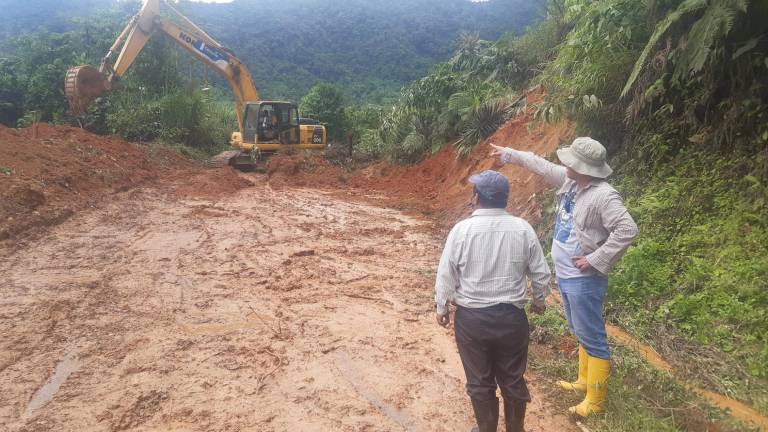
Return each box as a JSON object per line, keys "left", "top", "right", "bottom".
{"left": 490, "top": 143, "right": 567, "bottom": 187}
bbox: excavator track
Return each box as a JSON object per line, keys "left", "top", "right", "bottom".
{"left": 208, "top": 150, "right": 269, "bottom": 172}
{"left": 208, "top": 150, "right": 242, "bottom": 168}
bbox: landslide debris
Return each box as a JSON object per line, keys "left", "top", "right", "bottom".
{"left": 266, "top": 116, "right": 574, "bottom": 229}
{"left": 0, "top": 124, "right": 251, "bottom": 242}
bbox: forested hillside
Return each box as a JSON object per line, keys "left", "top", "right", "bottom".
{"left": 0, "top": 0, "right": 543, "bottom": 103}
{"left": 0, "top": 0, "right": 119, "bottom": 37}
{"left": 176, "top": 0, "right": 542, "bottom": 102}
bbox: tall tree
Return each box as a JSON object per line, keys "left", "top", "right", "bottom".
{"left": 300, "top": 83, "right": 348, "bottom": 143}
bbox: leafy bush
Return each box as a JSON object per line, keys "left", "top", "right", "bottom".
{"left": 105, "top": 88, "right": 235, "bottom": 150}
{"left": 345, "top": 105, "right": 385, "bottom": 158}
{"left": 300, "top": 83, "right": 349, "bottom": 143}
{"left": 610, "top": 150, "right": 768, "bottom": 377}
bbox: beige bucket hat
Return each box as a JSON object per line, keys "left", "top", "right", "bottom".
{"left": 556, "top": 137, "right": 613, "bottom": 178}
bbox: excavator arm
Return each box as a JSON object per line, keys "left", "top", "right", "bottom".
{"left": 65, "top": 0, "right": 259, "bottom": 132}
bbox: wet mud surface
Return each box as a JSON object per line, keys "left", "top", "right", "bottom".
{"left": 0, "top": 176, "right": 575, "bottom": 431}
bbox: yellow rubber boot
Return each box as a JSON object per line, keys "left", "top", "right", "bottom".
{"left": 569, "top": 355, "right": 610, "bottom": 417}
{"left": 558, "top": 345, "right": 588, "bottom": 393}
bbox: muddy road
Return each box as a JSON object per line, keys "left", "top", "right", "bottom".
{"left": 0, "top": 172, "right": 574, "bottom": 432}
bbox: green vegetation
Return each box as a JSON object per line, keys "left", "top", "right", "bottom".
{"left": 300, "top": 83, "right": 348, "bottom": 144}
{"left": 0, "top": 0, "right": 543, "bottom": 105}
{"left": 542, "top": 0, "right": 768, "bottom": 384}
{"left": 104, "top": 88, "right": 236, "bottom": 151}
{"left": 369, "top": 33, "right": 531, "bottom": 162}
{"left": 174, "top": 0, "right": 543, "bottom": 103}
{"left": 529, "top": 308, "right": 754, "bottom": 432}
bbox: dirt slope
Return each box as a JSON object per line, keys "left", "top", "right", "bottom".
{"left": 0, "top": 124, "right": 250, "bottom": 243}
{"left": 267, "top": 116, "right": 574, "bottom": 229}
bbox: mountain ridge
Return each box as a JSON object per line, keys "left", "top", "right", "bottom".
{"left": 0, "top": 0, "right": 544, "bottom": 102}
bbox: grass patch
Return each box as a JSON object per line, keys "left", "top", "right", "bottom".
{"left": 528, "top": 307, "right": 760, "bottom": 431}
{"left": 603, "top": 149, "right": 768, "bottom": 415}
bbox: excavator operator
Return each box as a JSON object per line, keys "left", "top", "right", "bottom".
{"left": 260, "top": 106, "right": 278, "bottom": 140}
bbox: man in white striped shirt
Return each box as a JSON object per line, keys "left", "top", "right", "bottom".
{"left": 435, "top": 170, "right": 551, "bottom": 432}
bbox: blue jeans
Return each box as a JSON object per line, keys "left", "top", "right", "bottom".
{"left": 558, "top": 275, "right": 610, "bottom": 359}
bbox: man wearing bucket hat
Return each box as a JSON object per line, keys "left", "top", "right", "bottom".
{"left": 435, "top": 170, "right": 551, "bottom": 432}
{"left": 490, "top": 138, "right": 638, "bottom": 417}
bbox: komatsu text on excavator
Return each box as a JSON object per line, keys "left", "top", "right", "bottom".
{"left": 64, "top": 0, "right": 326, "bottom": 170}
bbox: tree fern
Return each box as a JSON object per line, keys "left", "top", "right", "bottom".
{"left": 673, "top": 0, "right": 748, "bottom": 82}
{"left": 622, "top": 0, "right": 750, "bottom": 97}
{"left": 621, "top": 0, "right": 708, "bottom": 98}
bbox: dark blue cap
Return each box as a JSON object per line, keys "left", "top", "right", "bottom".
{"left": 468, "top": 170, "right": 509, "bottom": 202}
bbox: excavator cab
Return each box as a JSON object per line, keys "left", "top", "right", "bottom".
{"left": 237, "top": 101, "right": 324, "bottom": 152}
{"left": 243, "top": 102, "right": 299, "bottom": 144}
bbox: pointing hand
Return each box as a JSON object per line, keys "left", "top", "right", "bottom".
{"left": 489, "top": 143, "right": 506, "bottom": 158}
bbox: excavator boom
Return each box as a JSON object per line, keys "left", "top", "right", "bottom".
{"left": 64, "top": 0, "right": 258, "bottom": 132}
{"left": 65, "top": 0, "right": 326, "bottom": 171}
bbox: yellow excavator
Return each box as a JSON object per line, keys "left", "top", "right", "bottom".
{"left": 64, "top": 0, "right": 326, "bottom": 170}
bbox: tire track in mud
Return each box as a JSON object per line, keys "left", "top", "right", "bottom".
{"left": 0, "top": 175, "right": 576, "bottom": 432}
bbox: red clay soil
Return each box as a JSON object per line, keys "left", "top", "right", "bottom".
{"left": 0, "top": 123, "right": 248, "bottom": 242}
{"left": 1, "top": 113, "right": 571, "bottom": 241}
{"left": 165, "top": 167, "right": 255, "bottom": 199}
{"left": 267, "top": 115, "right": 574, "bottom": 229}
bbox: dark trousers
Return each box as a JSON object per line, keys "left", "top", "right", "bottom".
{"left": 455, "top": 303, "right": 531, "bottom": 403}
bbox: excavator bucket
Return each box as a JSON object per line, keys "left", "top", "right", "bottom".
{"left": 64, "top": 65, "right": 108, "bottom": 115}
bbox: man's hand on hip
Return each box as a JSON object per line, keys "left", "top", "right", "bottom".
{"left": 436, "top": 312, "right": 451, "bottom": 329}
{"left": 572, "top": 255, "right": 593, "bottom": 272}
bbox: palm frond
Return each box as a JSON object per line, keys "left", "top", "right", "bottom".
{"left": 455, "top": 100, "right": 510, "bottom": 156}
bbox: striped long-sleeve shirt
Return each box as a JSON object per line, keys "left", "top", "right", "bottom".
{"left": 500, "top": 148, "right": 638, "bottom": 275}
{"left": 434, "top": 209, "right": 551, "bottom": 315}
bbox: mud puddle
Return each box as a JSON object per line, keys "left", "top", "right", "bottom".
{"left": 23, "top": 351, "right": 80, "bottom": 418}
{"left": 335, "top": 351, "right": 418, "bottom": 431}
